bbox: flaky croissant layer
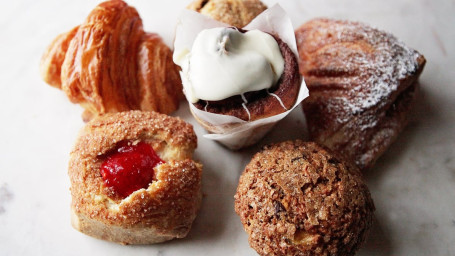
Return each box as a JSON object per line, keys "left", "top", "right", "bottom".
{"left": 40, "top": 0, "right": 183, "bottom": 121}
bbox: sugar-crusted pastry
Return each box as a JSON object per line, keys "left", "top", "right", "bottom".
{"left": 296, "top": 18, "right": 426, "bottom": 170}
{"left": 40, "top": 0, "right": 183, "bottom": 121}
{"left": 69, "top": 110, "right": 202, "bottom": 244}
{"left": 187, "top": 0, "right": 267, "bottom": 27}
{"left": 235, "top": 140, "right": 375, "bottom": 256}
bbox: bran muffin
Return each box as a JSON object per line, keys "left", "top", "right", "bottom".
{"left": 234, "top": 141, "right": 374, "bottom": 255}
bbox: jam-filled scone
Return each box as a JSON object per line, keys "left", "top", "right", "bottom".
{"left": 296, "top": 18, "right": 426, "bottom": 170}
{"left": 235, "top": 141, "right": 375, "bottom": 256}
{"left": 40, "top": 0, "right": 183, "bottom": 121}
{"left": 187, "top": 0, "right": 267, "bottom": 28}
{"left": 69, "top": 111, "right": 202, "bottom": 244}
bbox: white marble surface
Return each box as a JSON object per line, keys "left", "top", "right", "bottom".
{"left": 0, "top": 0, "right": 454, "bottom": 255}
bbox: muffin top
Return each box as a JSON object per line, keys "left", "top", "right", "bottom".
{"left": 187, "top": 0, "right": 267, "bottom": 28}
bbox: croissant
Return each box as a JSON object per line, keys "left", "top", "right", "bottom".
{"left": 187, "top": 0, "right": 267, "bottom": 27}
{"left": 296, "top": 18, "right": 426, "bottom": 170}
{"left": 40, "top": 0, "right": 183, "bottom": 121}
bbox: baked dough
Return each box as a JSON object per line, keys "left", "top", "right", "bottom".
{"left": 69, "top": 111, "right": 202, "bottom": 244}
{"left": 187, "top": 0, "right": 267, "bottom": 27}
{"left": 40, "top": 0, "right": 183, "bottom": 121}
{"left": 296, "top": 18, "right": 426, "bottom": 170}
{"left": 235, "top": 140, "right": 374, "bottom": 256}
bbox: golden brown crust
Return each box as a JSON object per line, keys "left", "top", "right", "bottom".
{"left": 138, "top": 33, "right": 184, "bottom": 114}
{"left": 234, "top": 140, "right": 375, "bottom": 256}
{"left": 69, "top": 110, "right": 202, "bottom": 244}
{"left": 187, "top": 0, "right": 267, "bottom": 27}
{"left": 193, "top": 32, "right": 301, "bottom": 122}
{"left": 40, "top": 26, "right": 79, "bottom": 88}
{"left": 40, "top": 0, "right": 183, "bottom": 120}
{"left": 296, "top": 18, "right": 426, "bottom": 170}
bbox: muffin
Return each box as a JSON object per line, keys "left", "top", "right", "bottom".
{"left": 187, "top": 0, "right": 267, "bottom": 27}
{"left": 69, "top": 111, "right": 202, "bottom": 244}
{"left": 235, "top": 140, "right": 375, "bottom": 255}
{"left": 40, "top": 0, "right": 183, "bottom": 121}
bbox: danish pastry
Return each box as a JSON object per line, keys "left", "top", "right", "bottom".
{"left": 296, "top": 18, "right": 426, "bottom": 170}
{"left": 187, "top": 0, "right": 267, "bottom": 27}
{"left": 40, "top": 0, "right": 183, "bottom": 121}
{"left": 69, "top": 111, "right": 202, "bottom": 244}
{"left": 235, "top": 140, "right": 375, "bottom": 256}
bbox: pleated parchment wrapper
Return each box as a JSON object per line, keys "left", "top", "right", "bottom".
{"left": 173, "top": 4, "right": 308, "bottom": 150}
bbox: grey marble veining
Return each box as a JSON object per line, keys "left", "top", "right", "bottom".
{"left": 0, "top": 0, "right": 454, "bottom": 255}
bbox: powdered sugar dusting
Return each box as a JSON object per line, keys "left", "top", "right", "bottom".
{"left": 312, "top": 20, "right": 421, "bottom": 123}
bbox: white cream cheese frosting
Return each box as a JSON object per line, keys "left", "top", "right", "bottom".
{"left": 173, "top": 27, "right": 285, "bottom": 103}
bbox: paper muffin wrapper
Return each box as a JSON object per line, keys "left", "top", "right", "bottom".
{"left": 174, "top": 4, "right": 309, "bottom": 150}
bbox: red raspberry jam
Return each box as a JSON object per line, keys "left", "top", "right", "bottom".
{"left": 100, "top": 141, "right": 164, "bottom": 198}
